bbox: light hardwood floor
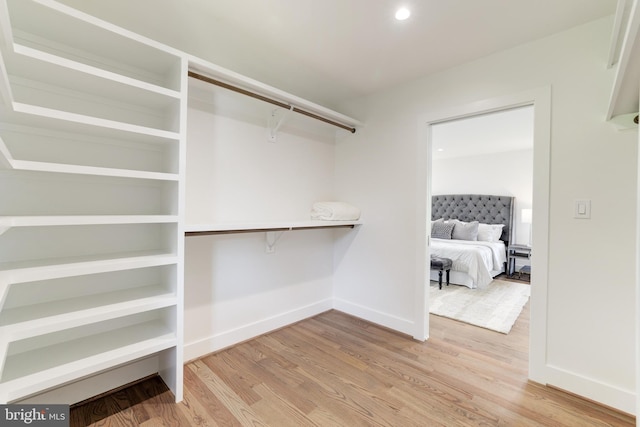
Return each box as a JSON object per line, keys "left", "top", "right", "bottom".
{"left": 70, "top": 301, "right": 635, "bottom": 426}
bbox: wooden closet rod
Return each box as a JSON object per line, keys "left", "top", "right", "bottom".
{"left": 188, "top": 71, "right": 356, "bottom": 133}
{"left": 185, "top": 224, "right": 355, "bottom": 236}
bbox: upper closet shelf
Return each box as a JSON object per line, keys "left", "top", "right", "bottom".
{"left": 188, "top": 56, "right": 363, "bottom": 133}
{"left": 607, "top": 0, "right": 640, "bottom": 123}
{"left": 185, "top": 220, "right": 362, "bottom": 235}
{"left": 2, "top": 0, "right": 183, "bottom": 91}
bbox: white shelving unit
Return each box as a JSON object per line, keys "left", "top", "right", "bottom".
{"left": 0, "top": 0, "right": 185, "bottom": 404}
{"left": 0, "top": 0, "right": 362, "bottom": 406}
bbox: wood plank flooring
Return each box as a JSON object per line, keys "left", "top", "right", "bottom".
{"left": 70, "top": 302, "right": 635, "bottom": 426}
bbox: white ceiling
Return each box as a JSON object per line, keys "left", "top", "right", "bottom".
{"left": 431, "top": 105, "right": 534, "bottom": 159}
{"left": 57, "top": 0, "right": 617, "bottom": 109}
{"left": 52, "top": 0, "right": 614, "bottom": 156}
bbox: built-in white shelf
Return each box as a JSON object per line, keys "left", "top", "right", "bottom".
{"left": 0, "top": 124, "right": 179, "bottom": 180}
{"left": 0, "top": 285, "right": 175, "bottom": 341}
{"left": 0, "top": 319, "right": 176, "bottom": 403}
{"left": 185, "top": 220, "right": 362, "bottom": 235}
{"left": 4, "top": 0, "right": 182, "bottom": 91}
{"left": 0, "top": 105, "right": 179, "bottom": 146}
{"left": 0, "top": 0, "right": 186, "bottom": 405}
{"left": 12, "top": 43, "right": 181, "bottom": 100}
{"left": 0, "top": 215, "right": 178, "bottom": 228}
{"left": 2, "top": 158, "right": 179, "bottom": 181}
{"left": 8, "top": 42, "right": 179, "bottom": 108}
{"left": 0, "top": 251, "right": 179, "bottom": 284}
{"left": 10, "top": 102, "right": 180, "bottom": 140}
{"left": 0, "top": 0, "right": 366, "bottom": 406}
{"left": 0, "top": 171, "right": 178, "bottom": 216}
{"left": 8, "top": 76, "right": 176, "bottom": 132}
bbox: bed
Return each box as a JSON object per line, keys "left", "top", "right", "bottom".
{"left": 429, "top": 194, "right": 514, "bottom": 289}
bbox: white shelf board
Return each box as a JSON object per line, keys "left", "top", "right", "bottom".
{"left": 9, "top": 43, "right": 180, "bottom": 108}
{"left": 9, "top": 73, "right": 176, "bottom": 131}
{"left": 0, "top": 103, "right": 179, "bottom": 145}
{"left": 0, "top": 251, "right": 179, "bottom": 285}
{"left": 6, "top": 0, "right": 182, "bottom": 90}
{"left": 8, "top": 159, "right": 179, "bottom": 180}
{"left": 0, "top": 122, "right": 178, "bottom": 179}
{"left": 188, "top": 56, "right": 363, "bottom": 131}
{"left": 0, "top": 320, "right": 175, "bottom": 403}
{"left": 0, "top": 215, "right": 178, "bottom": 228}
{"left": 185, "top": 220, "right": 362, "bottom": 234}
{"left": 12, "top": 43, "right": 180, "bottom": 99}
{"left": 0, "top": 285, "right": 176, "bottom": 341}
{"left": 11, "top": 102, "right": 179, "bottom": 140}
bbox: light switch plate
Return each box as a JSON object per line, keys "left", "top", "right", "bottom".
{"left": 574, "top": 199, "right": 591, "bottom": 219}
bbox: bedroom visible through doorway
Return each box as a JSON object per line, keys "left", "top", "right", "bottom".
{"left": 428, "top": 105, "right": 534, "bottom": 333}
{"left": 418, "top": 86, "right": 551, "bottom": 384}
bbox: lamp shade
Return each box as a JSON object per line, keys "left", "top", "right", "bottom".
{"left": 521, "top": 208, "right": 532, "bottom": 224}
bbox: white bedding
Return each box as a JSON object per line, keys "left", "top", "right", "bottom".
{"left": 430, "top": 238, "right": 506, "bottom": 289}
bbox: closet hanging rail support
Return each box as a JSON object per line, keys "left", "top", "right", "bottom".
{"left": 188, "top": 71, "right": 357, "bottom": 133}
{"left": 265, "top": 230, "right": 285, "bottom": 253}
{"left": 267, "top": 105, "right": 294, "bottom": 142}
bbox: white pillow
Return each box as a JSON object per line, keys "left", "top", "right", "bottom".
{"left": 450, "top": 219, "right": 479, "bottom": 241}
{"left": 477, "top": 223, "right": 505, "bottom": 242}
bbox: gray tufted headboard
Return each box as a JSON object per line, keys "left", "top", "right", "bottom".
{"left": 431, "top": 194, "right": 514, "bottom": 244}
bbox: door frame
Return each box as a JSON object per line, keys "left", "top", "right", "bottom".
{"left": 414, "top": 87, "right": 551, "bottom": 383}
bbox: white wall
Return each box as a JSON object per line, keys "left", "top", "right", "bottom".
{"left": 183, "top": 82, "right": 343, "bottom": 360}
{"left": 334, "top": 16, "right": 637, "bottom": 414}
{"left": 432, "top": 149, "right": 533, "bottom": 245}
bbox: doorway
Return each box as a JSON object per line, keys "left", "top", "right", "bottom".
{"left": 428, "top": 106, "right": 533, "bottom": 324}
{"left": 416, "top": 87, "right": 551, "bottom": 383}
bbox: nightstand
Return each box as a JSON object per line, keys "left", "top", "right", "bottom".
{"left": 507, "top": 244, "right": 531, "bottom": 278}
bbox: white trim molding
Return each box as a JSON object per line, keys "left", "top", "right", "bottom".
{"left": 417, "top": 86, "right": 552, "bottom": 384}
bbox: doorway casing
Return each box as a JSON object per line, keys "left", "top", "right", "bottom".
{"left": 414, "top": 86, "right": 551, "bottom": 383}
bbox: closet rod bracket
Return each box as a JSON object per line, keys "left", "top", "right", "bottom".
{"left": 267, "top": 106, "right": 294, "bottom": 143}
{"left": 265, "top": 230, "right": 285, "bottom": 253}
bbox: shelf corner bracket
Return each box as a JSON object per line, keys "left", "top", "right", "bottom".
{"left": 267, "top": 105, "right": 294, "bottom": 143}
{"left": 265, "top": 230, "right": 286, "bottom": 253}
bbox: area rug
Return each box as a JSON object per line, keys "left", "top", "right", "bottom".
{"left": 429, "top": 279, "right": 531, "bottom": 334}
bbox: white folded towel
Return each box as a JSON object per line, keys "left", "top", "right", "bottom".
{"left": 311, "top": 201, "right": 361, "bottom": 221}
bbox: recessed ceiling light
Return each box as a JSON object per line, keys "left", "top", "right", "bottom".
{"left": 395, "top": 7, "right": 411, "bottom": 21}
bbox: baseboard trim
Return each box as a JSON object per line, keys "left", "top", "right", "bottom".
{"left": 184, "top": 298, "right": 333, "bottom": 362}
{"left": 332, "top": 298, "right": 415, "bottom": 336}
{"left": 546, "top": 364, "right": 636, "bottom": 416}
